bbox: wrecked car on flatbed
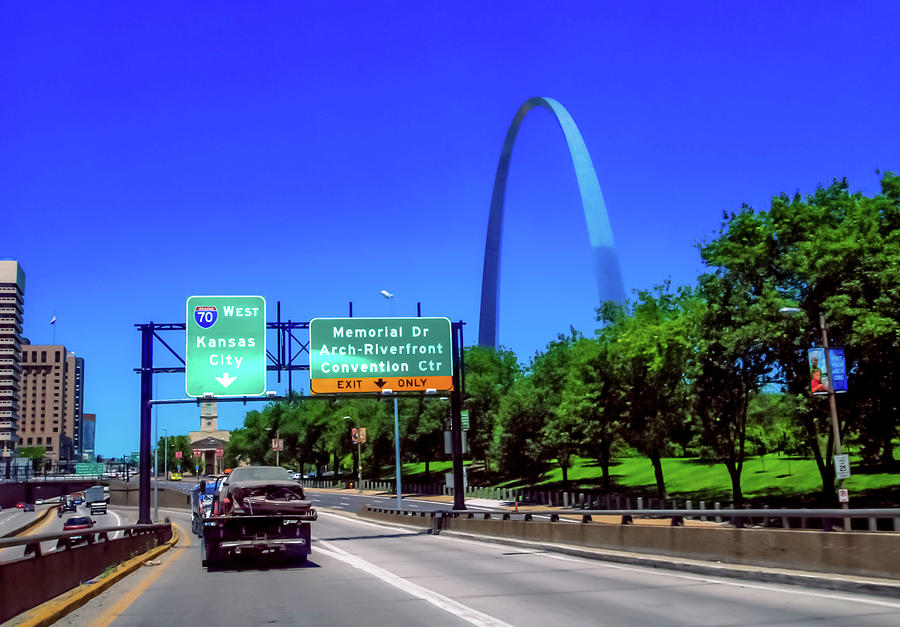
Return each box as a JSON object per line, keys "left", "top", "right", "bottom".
{"left": 201, "top": 466, "right": 317, "bottom": 567}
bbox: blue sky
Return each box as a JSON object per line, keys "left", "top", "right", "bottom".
{"left": 3, "top": 2, "right": 898, "bottom": 458}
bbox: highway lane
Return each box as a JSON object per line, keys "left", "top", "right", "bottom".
{"left": 0, "top": 504, "right": 133, "bottom": 562}
{"left": 0, "top": 507, "right": 37, "bottom": 536}
{"left": 61, "top": 506, "right": 900, "bottom": 626}
{"left": 306, "top": 489, "right": 456, "bottom": 514}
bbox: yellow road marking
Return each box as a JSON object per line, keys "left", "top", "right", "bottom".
{"left": 89, "top": 522, "right": 189, "bottom": 627}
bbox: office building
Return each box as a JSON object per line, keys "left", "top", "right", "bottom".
{"left": 81, "top": 413, "right": 95, "bottom": 461}
{"left": 72, "top": 356, "right": 84, "bottom": 458}
{"left": 18, "top": 344, "right": 84, "bottom": 465}
{"left": 0, "top": 260, "right": 25, "bottom": 459}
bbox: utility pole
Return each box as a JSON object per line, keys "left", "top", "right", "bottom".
{"left": 449, "top": 321, "right": 466, "bottom": 511}
{"left": 819, "top": 312, "right": 849, "bottom": 526}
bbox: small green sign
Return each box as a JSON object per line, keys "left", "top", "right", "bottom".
{"left": 75, "top": 462, "right": 104, "bottom": 476}
{"left": 186, "top": 295, "right": 267, "bottom": 397}
{"left": 461, "top": 410, "right": 469, "bottom": 430}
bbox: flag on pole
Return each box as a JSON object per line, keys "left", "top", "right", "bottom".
{"left": 49, "top": 315, "right": 56, "bottom": 325}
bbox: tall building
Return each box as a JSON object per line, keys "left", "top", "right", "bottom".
{"left": 18, "top": 344, "right": 84, "bottom": 466}
{"left": 72, "top": 356, "right": 84, "bottom": 458}
{"left": 0, "top": 260, "right": 25, "bottom": 460}
{"left": 81, "top": 413, "right": 95, "bottom": 461}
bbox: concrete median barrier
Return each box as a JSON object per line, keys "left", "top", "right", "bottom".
{"left": 362, "top": 506, "right": 900, "bottom": 580}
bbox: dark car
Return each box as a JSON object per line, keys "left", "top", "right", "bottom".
{"left": 23, "top": 503, "right": 35, "bottom": 512}
{"left": 62, "top": 516, "right": 94, "bottom": 531}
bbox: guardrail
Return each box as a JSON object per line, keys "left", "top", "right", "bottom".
{"left": 367, "top": 506, "right": 900, "bottom": 532}
{"left": 0, "top": 523, "right": 172, "bottom": 622}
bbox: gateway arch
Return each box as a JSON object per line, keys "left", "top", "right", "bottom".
{"left": 478, "top": 97, "right": 626, "bottom": 347}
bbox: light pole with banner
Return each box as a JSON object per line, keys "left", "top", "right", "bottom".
{"left": 780, "top": 307, "right": 850, "bottom": 520}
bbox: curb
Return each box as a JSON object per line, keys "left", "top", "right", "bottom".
{"left": 1, "top": 507, "right": 54, "bottom": 539}
{"left": 346, "top": 510, "right": 900, "bottom": 598}
{"left": 9, "top": 526, "right": 180, "bottom": 627}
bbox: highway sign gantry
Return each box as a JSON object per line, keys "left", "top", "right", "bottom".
{"left": 186, "top": 295, "right": 266, "bottom": 397}
{"left": 309, "top": 317, "right": 453, "bottom": 394}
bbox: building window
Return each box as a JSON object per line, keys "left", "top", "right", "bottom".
{"left": 55, "top": 352, "right": 61, "bottom": 363}
{"left": 41, "top": 351, "right": 46, "bottom": 363}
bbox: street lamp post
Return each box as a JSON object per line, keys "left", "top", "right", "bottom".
{"left": 162, "top": 427, "right": 168, "bottom": 482}
{"left": 153, "top": 417, "right": 158, "bottom": 522}
{"left": 779, "top": 307, "right": 849, "bottom": 517}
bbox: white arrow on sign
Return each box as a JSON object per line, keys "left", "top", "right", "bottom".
{"left": 215, "top": 373, "right": 237, "bottom": 388}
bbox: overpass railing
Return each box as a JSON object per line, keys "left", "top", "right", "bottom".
{"left": 0, "top": 523, "right": 172, "bottom": 622}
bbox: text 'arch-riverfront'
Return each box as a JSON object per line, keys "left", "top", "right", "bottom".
{"left": 478, "top": 97, "right": 626, "bottom": 347}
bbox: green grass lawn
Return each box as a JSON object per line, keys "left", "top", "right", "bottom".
{"left": 391, "top": 454, "right": 900, "bottom": 506}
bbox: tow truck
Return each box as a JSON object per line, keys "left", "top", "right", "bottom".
{"left": 200, "top": 467, "right": 317, "bottom": 568}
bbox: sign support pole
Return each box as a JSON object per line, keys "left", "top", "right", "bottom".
{"left": 138, "top": 324, "right": 153, "bottom": 524}
{"left": 450, "top": 321, "right": 466, "bottom": 510}
{"left": 393, "top": 396, "right": 402, "bottom": 509}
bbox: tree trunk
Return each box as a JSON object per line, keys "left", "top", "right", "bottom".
{"left": 649, "top": 452, "right": 667, "bottom": 499}
{"left": 883, "top": 430, "right": 895, "bottom": 464}
{"left": 724, "top": 458, "right": 743, "bottom": 505}
{"left": 425, "top": 457, "right": 430, "bottom": 482}
{"left": 802, "top": 414, "right": 835, "bottom": 506}
{"left": 561, "top": 461, "right": 569, "bottom": 486}
{"left": 598, "top": 437, "right": 612, "bottom": 492}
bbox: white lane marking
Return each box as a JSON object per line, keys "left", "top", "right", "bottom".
{"left": 110, "top": 508, "right": 123, "bottom": 539}
{"left": 315, "top": 541, "right": 512, "bottom": 627}
{"left": 319, "top": 512, "right": 900, "bottom": 610}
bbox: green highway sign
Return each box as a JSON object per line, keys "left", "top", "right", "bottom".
{"left": 75, "top": 462, "right": 104, "bottom": 476}
{"left": 186, "top": 295, "right": 266, "bottom": 397}
{"left": 461, "top": 409, "right": 469, "bottom": 430}
{"left": 309, "top": 317, "right": 453, "bottom": 394}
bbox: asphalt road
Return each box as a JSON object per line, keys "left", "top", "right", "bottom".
{"left": 0, "top": 507, "right": 38, "bottom": 537}
{"left": 56, "top": 505, "right": 900, "bottom": 627}
{"left": 307, "top": 489, "right": 457, "bottom": 514}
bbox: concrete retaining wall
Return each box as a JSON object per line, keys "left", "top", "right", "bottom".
{"left": 362, "top": 508, "right": 900, "bottom": 580}
{"left": 108, "top": 484, "right": 191, "bottom": 510}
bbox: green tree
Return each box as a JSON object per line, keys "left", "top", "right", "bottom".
{"left": 17, "top": 446, "right": 45, "bottom": 473}
{"left": 463, "top": 345, "right": 520, "bottom": 475}
{"left": 561, "top": 333, "right": 626, "bottom": 492}
{"left": 493, "top": 377, "right": 549, "bottom": 483}
{"left": 530, "top": 331, "right": 582, "bottom": 486}
{"left": 691, "top": 271, "right": 775, "bottom": 505}
{"left": 601, "top": 284, "right": 696, "bottom": 499}
{"left": 701, "top": 173, "right": 900, "bottom": 503}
